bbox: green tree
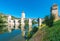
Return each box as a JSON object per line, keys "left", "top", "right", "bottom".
{"left": 0, "top": 14, "right": 7, "bottom": 32}
{"left": 49, "top": 14, "right": 55, "bottom": 27}
{"left": 44, "top": 15, "right": 50, "bottom": 26}
{"left": 44, "top": 14, "right": 54, "bottom": 27}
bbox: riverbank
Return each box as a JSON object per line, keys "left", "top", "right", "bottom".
{"left": 29, "top": 20, "right": 60, "bottom": 41}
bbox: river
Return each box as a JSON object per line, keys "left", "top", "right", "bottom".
{"left": 0, "top": 29, "right": 25, "bottom": 41}
{"left": 0, "top": 23, "right": 38, "bottom": 41}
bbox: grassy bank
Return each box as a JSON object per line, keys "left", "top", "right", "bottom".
{"left": 29, "top": 20, "right": 60, "bottom": 41}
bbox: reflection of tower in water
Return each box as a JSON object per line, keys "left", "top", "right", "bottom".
{"left": 22, "top": 30, "right": 26, "bottom": 37}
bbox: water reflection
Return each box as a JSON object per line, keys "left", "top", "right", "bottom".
{"left": 7, "top": 26, "right": 12, "bottom": 32}
{"left": 0, "top": 23, "right": 38, "bottom": 41}
{"left": 0, "top": 25, "right": 25, "bottom": 41}
{"left": 0, "top": 29, "right": 25, "bottom": 41}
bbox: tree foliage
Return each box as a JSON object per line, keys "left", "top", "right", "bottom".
{"left": 44, "top": 14, "right": 55, "bottom": 27}
{"left": 0, "top": 13, "right": 7, "bottom": 32}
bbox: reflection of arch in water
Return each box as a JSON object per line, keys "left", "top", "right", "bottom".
{"left": 7, "top": 23, "right": 14, "bottom": 32}
{"left": 14, "top": 19, "right": 19, "bottom": 29}
{"left": 7, "top": 25, "right": 12, "bottom": 32}
{"left": 15, "top": 25, "right": 19, "bottom": 29}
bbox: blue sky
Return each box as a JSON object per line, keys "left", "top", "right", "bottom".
{"left": 0, "top": 0, "right": 60, "bottom": 18}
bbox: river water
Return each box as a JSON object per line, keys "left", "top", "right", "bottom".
{"left": 0, "top": 27, "right": 25, "bottom": 41}
{"left": 0, "top": 23, "right": 38, "bottom": 41}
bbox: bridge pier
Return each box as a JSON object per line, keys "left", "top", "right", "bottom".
{"left": 28, "top": 18, "right": 32, "bottom": 32}
{"left": 38, "top": 18, "right": 42, "bottom": 29}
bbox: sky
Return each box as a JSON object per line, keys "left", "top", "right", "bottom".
{"left": 0, "top": 0, "right": 60, "bottom": 18}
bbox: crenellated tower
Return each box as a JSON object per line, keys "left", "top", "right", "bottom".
{"left": 50, "top": 4, "right": 59, "bottom": 21}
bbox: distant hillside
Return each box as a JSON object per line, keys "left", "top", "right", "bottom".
{"left": 29, "top": 20, "right": 60, "bottom": 41}
{"left": 0, "top": 13, "right": 19, "bottom": 20}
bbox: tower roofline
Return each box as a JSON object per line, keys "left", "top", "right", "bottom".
{"left": 53, "top": 3, "right": 58, "bottom": 7}
{"left": 22, "top": 10, "right": 25, "bottom": 13}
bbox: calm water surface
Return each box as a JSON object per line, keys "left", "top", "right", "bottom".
{"left": 0, "top": 23, "right": 38, "bottom": 41}
{"left": 0, "top": 28, "right": 25, "bottom": 41}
